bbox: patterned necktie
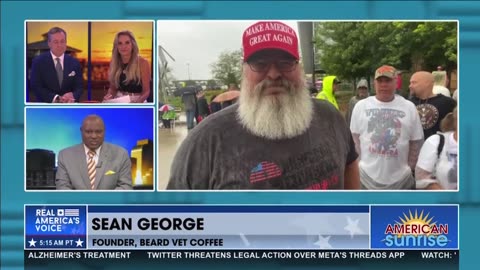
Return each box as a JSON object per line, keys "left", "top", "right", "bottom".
{"left": 87, "top": 150, "right": 96, "bottom": 190}
{"left": 55, "top": 57, "right": 63, "bottom": 87}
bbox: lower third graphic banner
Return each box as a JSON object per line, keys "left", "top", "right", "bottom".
{"left": 26, "top": 205, "right": 372, "bottom": 250}
{"left": 24, "top": 205, "right": 459, "bottom": 268}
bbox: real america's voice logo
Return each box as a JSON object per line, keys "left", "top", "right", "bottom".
{"left": 34, "top": 208, "right": 81, "bottom": 232}
{"left": 25, "top": 205, "right": 87, "bottom": 249}
{"left": 382, "top": 210, "right": 450, "bottom": 248}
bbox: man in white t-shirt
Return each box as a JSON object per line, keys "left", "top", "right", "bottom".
{"left": 350, "top": 65, "right": 424, "bottom": 189}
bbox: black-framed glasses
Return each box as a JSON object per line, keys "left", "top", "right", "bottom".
{"left": 247, "top": 59, "right": 299, "bottom": 73}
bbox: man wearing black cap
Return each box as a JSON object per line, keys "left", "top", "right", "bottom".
{"left": 167, "top": 21, "right": 359, "bottom": 190}
{"left": 350, "top": 65, "right": 424, "bottom": 190}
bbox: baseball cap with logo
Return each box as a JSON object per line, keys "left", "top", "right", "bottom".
{"left": 375, "top": 65, "right": 397, "bottom": 79}
{"left": 243, "top": 21, "right": 299, "bottom": 61}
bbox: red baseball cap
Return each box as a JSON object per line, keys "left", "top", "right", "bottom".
{"left": 243, "top": 21, "right": 299, "bottom": 61}
{"left": 375, "top": 65, "right": 397, "bottom": 79}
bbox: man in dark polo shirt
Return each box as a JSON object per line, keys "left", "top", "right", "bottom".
{"left": 167, "top": 21, "right": 359, "bottom": 190}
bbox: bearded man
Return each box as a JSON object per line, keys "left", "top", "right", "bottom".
{"left": 167, "top": 21, "right": 359, "bottom": 190}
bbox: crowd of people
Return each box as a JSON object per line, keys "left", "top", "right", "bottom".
{"left": 160, "top": 83, "right": 241, "bottom": 131}
{"left": 167, "top": 21, "right": 458, "bottom": 191}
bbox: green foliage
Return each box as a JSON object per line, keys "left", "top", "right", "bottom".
{"left": 210, "top": 49, "right": 243, "bottom": 86}
{"left": 165, "top": 96, "right": 183, "bottom": 110}
{"left": 399, "top": 71, "right": 413, "bottom": 97}
{"left": 334, "top": 90, "right": 353, "bottom": 115}
{"left": 314, "top": 21, "right": 457, "bottom": 81}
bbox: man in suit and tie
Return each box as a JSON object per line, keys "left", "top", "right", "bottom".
{"left": 56, "top": 115, "right": 133, "bottom": 190}
{"left": 30, "top": 27, "right": 83, "bottom": 103}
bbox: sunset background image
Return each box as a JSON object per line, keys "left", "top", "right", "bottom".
{"left": 26, "top": 21, "right": 153, "bottom": 102}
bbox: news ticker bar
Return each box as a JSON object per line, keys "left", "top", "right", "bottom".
{"left": 25, "top": 205, "right": 459, "bottom": 250}
{"left": 25, "top": 250, "right": 459, "bottom": 263}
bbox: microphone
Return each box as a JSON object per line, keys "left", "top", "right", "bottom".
{"left": 96, "top": 161, "right": 103, "bottom": 168}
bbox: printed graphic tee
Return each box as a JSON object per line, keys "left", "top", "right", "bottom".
{"left": 410, "top": 94, "right": 456, "bottom": 139}
{"left": 168, "top": 101, "right": 357, "bottom": 190}
{"left": 350, "top": 95, "right": 424, "bottom": 185}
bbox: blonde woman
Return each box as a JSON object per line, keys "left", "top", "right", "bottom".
{"left": 415, "top": 107, "right": 458, "bottom": 190}
{"left": 103, "top": 30, "right": 151, "bottom": 103}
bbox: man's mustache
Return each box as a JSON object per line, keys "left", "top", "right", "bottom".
{"left": 258, "top": 79, "right": 293, "bottom": 92}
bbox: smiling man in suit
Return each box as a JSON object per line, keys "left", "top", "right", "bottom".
{"left": 56, "top": 115, "right": 133, "bottom": 190}
{"left": 30, "top": 26, "right": 83, "bottom": 103}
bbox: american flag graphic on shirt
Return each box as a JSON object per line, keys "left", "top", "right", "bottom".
{"left": 249, "top": 161, "right": 282, "bottom": 183}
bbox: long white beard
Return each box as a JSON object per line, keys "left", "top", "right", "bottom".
{"left": 237, "top": 77, "right": 313, "bottom": 140}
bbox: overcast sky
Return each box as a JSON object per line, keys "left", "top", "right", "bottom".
{"left": 157, "top": 20, "right": 299, "bottom": 80}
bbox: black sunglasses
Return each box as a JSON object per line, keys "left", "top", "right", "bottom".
{"left": 247, "top": 58, "right": 299, "bottom": 73}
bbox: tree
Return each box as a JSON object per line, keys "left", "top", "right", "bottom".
{"left": 210, "top": 49, "right": 243, "bottom": 86}
{"left": 314, "top": 22, "right": 391, "bottom": 81}
{"left": 314, "top": 21, "right": 457, "bottom": 81}
{"left": 391, "top": 22, "right": 457, "bottom": 71}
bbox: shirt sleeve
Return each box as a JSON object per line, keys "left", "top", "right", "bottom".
{"left": 349, "top": 100, "right": 362, "bottom": 134}
{"left": 416, "top": 135, "right": 440, "bottom": 173}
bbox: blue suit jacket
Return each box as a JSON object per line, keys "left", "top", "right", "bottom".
{"left": 30, "top": 52, "right": 83, "bottom": 102}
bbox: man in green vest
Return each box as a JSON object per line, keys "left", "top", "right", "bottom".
{"left": 316, "top": 75, "right": 340, "bottom": 109}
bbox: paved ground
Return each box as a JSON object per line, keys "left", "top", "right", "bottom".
{"left": 157, "top": 113, "right": 188, "bottom": 189}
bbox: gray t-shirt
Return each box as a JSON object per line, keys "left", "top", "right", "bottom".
{"left": 167, "top": 100, "right": 357, "bottom": 190}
